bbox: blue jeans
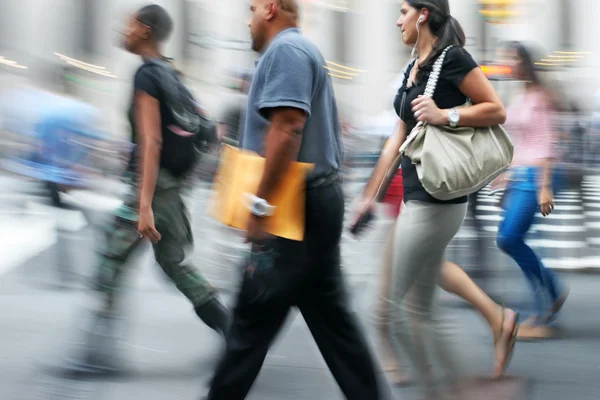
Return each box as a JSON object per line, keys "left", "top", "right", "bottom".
{"left": 496, "top": 167, "right": 563, "bottom": 321}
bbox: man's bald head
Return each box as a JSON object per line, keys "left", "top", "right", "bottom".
{"left": 278, "top": 0, "right": 301, "bottom": 22}
{"left": 248, "top": 0, "right": 302, "bottom": 52}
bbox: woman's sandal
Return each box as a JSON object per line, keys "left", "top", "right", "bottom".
{"left": 493, "top": 307, "right": 519, "bottom": 378}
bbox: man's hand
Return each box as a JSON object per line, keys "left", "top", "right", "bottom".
{"left": 138, "top": 206, "right": 161, "bottom": 244}
{"left": 216, "top": 123, "right": 228, "bottom": 143}
{"left": 245, "top": 214, "right": 271, "bottom": 244}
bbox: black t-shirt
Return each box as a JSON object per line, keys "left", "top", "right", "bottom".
{"left": 394, "top": 46, "right": 478, "bottom": 204}
{"left": 126, "top": 62, "right": 197, "bottom": 178}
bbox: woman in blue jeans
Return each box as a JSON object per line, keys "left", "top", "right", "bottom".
{"left": 497, "top": 42, "right": 568, "bottom": 339}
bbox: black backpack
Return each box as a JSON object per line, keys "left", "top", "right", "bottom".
{"left": 144, "top": 58, "right": 218, "bottom": 150}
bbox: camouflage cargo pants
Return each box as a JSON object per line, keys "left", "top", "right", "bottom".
{"left": 93, "top": 169, "right": 215, "bottom": 313}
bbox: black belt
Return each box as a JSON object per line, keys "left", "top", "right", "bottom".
{"left": 306, "top": 170, "right": 342, "bottom": 189}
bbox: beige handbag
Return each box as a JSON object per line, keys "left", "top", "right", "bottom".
{"left": 399, "top": 45, "right": 514, "bottom": 201}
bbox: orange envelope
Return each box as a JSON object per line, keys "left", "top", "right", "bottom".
{"left": 210, "top": 145, "right": 314, "bottom": 241}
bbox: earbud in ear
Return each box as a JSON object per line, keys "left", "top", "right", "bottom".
{"left": 418, "top": 16, "right": 424, "bottom": 23}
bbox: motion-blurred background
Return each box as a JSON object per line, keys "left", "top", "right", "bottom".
{"left": 1, "top": 1, "right": 600, "bottom": 400}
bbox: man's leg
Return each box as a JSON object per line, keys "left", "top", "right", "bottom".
{"left": 298, "top": 181, "right": 382, "bottom": 399}
{"left": 297, "top": 246, "right": 382, "bottom": 400}
{"left": 153, "top": 236, "right": 230, "bottom": 335}
{"left": 152, "top": 188, "right": 229, "bottom": 335}
{"left": 93, "top": 216, "right": 144, "bottom": 310}
{"left": 59, "top": 215, "right": 142, "bottom": 375}
{"left": 207, "top": 238, "right": 305, "bottom": 400}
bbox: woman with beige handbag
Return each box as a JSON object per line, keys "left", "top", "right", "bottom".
{"left": 352, "top": 1, "right": 514, "bottom": 397}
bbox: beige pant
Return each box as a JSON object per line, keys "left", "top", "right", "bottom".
{"left": 376, "top": 221, "right": 400, "bottom": 369}
{"left": 381, "top": 200, "right": 467, "bottom": 394}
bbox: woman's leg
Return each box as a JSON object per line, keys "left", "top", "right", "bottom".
{"left": 440, "top": 261, "right": 518, "bottom": 376}
{"left": 496, "top": 188, "right": 563, "bottom": 336}
{"left": 376, "top": 221, "right": 409, "bottom": 384}
{"left": 388, "top": 201, "right": 467, "bottom": 396}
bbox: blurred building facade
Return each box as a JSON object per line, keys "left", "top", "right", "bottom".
{"left": 0, "top": 0, "right": 598, "bottom": 134}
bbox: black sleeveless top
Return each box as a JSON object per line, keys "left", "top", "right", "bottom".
{"left": 393, "top": 46, "right": 478, "bottom": 204}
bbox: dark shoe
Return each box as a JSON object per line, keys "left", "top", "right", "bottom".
{"left": 194, "top": 298, "right": 231, "bottom": 337}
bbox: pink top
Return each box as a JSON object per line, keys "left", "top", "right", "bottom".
{"left": 504, "top": 88, "right": 557, "bottom": 167}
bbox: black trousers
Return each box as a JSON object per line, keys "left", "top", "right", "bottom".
{"left": 207, "top": 181, "right": 381, "bottom": 400}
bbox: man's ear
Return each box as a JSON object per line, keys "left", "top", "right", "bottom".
{"left": 140, "top": 23, "right": 151, "bottom": 39}
{"left": 265, "top": 1, "right": 278, "bottom": 21}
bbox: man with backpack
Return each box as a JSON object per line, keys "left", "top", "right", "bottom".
{"left": 57, "top": 4, "right": 230, "bottom": 375}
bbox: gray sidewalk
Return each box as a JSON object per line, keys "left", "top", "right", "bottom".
{"left": 1, "top": 172, "right": 600, "bottom": 399}
{"left": 0, "top": 231, "right": 599, "bottom": 400}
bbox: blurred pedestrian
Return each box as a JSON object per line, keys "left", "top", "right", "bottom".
{"left": 496, "top": 41, "right": 569, "bottom": 340}
{"left": 374, "top": 170, "right": 518, "bottom": 385}
{"left": 59, "top": 4, "right": 230, "bottom": 375}
{"left": 205, "top": 0, "right": 382, "bottom": 399}
{"left": 353, "top": 0, "right": 509, "bottom": 397}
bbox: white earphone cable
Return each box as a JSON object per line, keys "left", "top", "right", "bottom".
{"left": 410, "top": 18, "right": 421, "bottom": 59}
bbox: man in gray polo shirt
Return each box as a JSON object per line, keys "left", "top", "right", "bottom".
{"left": 206, "top": 1, "right": 382, "bottom": 399}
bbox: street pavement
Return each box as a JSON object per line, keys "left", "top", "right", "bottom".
{"left": 1, "top": 174, "right": 600, "bottom": 399}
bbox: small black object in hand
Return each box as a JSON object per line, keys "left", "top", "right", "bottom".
{"left": 350, "top": 209, "right": 375, "bottom": 236}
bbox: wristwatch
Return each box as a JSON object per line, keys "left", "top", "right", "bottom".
{"left": 245, "top": 193, "right": 276, "bottom": 217}
{"left": 447, "top": 108, "right": 460, "bottom": 128}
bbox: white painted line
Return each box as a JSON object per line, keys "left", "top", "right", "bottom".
{"left": 586, "top": 237, "right": 600, "bottom": 246}
{"left": 62, "top": 190, "right": 123, "bottom": 212}
{"left": 558, "top": 194, "right": 581, "bottom": 199}
{"left": 526, "top": 240, "right": 586, "bottom": 248}
{"left": 532, "top": 224, "right": 585, "bottom": 232}
{"left": 544, "top": 257, "right": 600, "bottom": 270}
{"left": 478, "top": 197, "right": 500, "bottom": 203}
{"left": 534, "top": 214, "right": 584, "bottom": 220}
{"left": 478, "top": 215, "right": 502, "bottom": 221}
{"left": 560, "top": 191, "right": 582, "bottom": 196}
{"left": 585, "top": 222, "right": 600, "bottom": 229}
{"left": 553, "top": 205, "right": 583, "bottom": 211}
{"left": 0, "top": 215, "right": 57, "bottom": 276}
{"left": 477, "top": 205, "right": 502, "bottom": 212}
{"left": 554, "top": 198, "right": 581, "bottom": 203}
{"left": 464, "top": 225, "right": 585, "bottom": 235}
{"left": 25, "top": 201, "right": 87, "bottom": 232}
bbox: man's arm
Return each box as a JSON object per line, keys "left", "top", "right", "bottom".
{"left": 136, "top": 91, "right": 162, "bottom": 213}
{"left": 255, "top": 107, "right": 306, "bottom": 201}
{"left": 254, "top": 45, "right": 313, "bottom": 201}
{"left": 135, "top": 90, "right": 163, "bottom": 244}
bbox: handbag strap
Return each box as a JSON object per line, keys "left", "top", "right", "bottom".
{"left": 424, "top": 45, "right": 455, "bottom": 97}
{"left": 398, "top": 45, "right": 455, "bottom": 155}
{"left": 369, "top": 47, "right": 455, "bottom": 204}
